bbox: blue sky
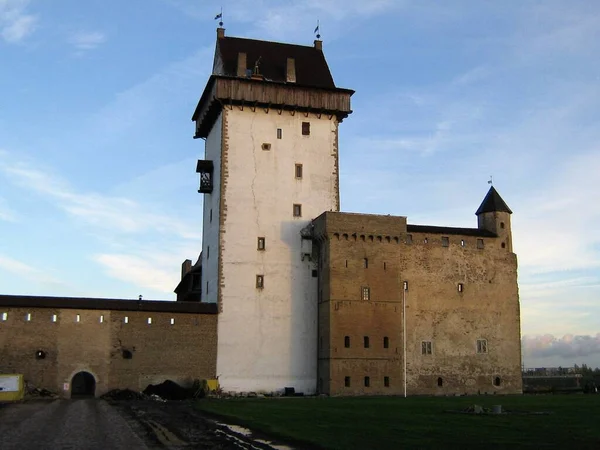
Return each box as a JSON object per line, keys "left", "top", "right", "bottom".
{"left": 1, "top": 0, "right": 599, "bottom": 368}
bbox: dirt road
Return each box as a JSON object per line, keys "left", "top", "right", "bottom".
{"left": 0, "top": 399, "right": 150, "bottom": 449}
{"left": 0, "top": 399, "right": 290, "bottom": 449}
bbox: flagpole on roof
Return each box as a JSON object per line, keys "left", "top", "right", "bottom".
{"left": 314, "top": 20, "right": 321, "bottom": 40}
{"left": 215, "top": 7, "right": 223, "bottom": 27}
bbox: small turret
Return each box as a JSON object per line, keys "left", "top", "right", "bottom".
{"left": 476, "top": 186, "right": 513, "bottom": 251}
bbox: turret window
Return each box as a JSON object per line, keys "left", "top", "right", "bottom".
{"left": 500, "top": 222, "right": 505, "bottom": 229}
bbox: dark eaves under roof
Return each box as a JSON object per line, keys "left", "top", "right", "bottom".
{"left": 0, "top": 295, "right": 217, "bottom": 314}
{"left": 217, "top": 36, "right": 335, "bottom": 88}
{"left": 407, "top": 224, "right": 496, "bottom": 238}
{"left": 475, "top": 186, "right": 513, "bottom": 215}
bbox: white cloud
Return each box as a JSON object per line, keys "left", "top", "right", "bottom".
{"left": 165, "top": 0, "right": 404, "bottom": 41}
{"left": 68, "top": 31, "right": 106, "bottom": 51}
{"left": 523, "top": 333, "right": 600, "bottom": 362}
{"left": 0, "top": 196, "right": 17, "bottom": 221}
{"left": 0, "top": 152, "right": 200, "bottom": 240}
{"left": 0, "top": 254, "right": 66, "bottom": 288}
{"left": 0, "top": 0, "right": 37, "bottom": 43}
{"left": 93, "top": 251, "right": 186, "bottom": 296}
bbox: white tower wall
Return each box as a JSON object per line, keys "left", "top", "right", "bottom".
{"left": 206, "top": 108, "right": 339, "bottom": 393}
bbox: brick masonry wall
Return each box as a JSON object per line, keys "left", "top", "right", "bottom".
{"left": 315, "top": 211, "right": 522, "bottom": 396}
{"left": 0, "top": 307, "right": 217, "bottom": 397}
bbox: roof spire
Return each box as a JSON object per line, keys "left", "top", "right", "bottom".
{"left": 476, "top": 186, "right": 512, "bottom": 215}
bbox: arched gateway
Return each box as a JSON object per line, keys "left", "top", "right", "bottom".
{"left": 71, "top": 371, "right": 96, "bottom": 397}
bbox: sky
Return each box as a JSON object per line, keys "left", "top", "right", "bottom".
{"left": 1, "top": 0, "right": 599, "bottom": 369}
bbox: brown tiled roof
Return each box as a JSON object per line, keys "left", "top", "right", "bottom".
{"left": 476, "top": 186, "right": 513, "bottom": 215}
{"left": 407, "top": 224, "right": 496, "bottom": 237}
{"left": 0, "top": 295, "right": 217, "bottom": 314}
{"left": 216, "top": 36, "right": 335, "bottom": 88}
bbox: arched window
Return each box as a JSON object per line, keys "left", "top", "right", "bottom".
{"left": 437, "top": 377, "right": 443, "bottom": 387}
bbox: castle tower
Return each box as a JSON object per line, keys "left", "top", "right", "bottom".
{"left": 476, "top": 186, "right": 513, "bottom": 252}
{"left": 192, "top": 28, "right": 353, "bottom": 393}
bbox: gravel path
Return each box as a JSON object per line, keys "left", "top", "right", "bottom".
{"left": 0, "top": 399, "right": 150, "bottom": 450}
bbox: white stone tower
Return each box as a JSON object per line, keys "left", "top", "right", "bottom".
{"left": 192, "top": 28, "right": 353, "bottom": 394}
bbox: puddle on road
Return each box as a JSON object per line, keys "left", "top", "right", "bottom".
{"left": 216, "top": 422, "right": 293, "bottom": 450}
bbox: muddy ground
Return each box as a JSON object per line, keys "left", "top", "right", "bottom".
{"left": 111, "top": 399, "right": 294, "bottom": 449}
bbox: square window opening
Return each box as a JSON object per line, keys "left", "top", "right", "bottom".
{"left": 293, "top": 204, "right": 302, "bottom": 217}
{"left": 124, "top": 316, "right": 129, "bottom": 324}
{"left": 364, "top": 376, "right": 370, "bottom": 387}
{"left": 384, "top": 376, "right": 390, "bottom": 387}
{"left": 1, "top": 312, "right": 7, "bottom": 321}
{"left": 52, "top": 314, "right": 57, "bottom": 323}
{"left": 364, "top": 336, "right": 370, "bottom": 348}
{"left": 256, "top": 275, "right": 264, "bottom": 289}
{"left": 344, "top": 376, "right": 351, "bottom": 387}
{"left": 442, "top": 236, "right": 449, "bottom": 247}
{"left": 257, "top": 237, "right": 266, "bottom": 250}
{"left": 363, "top": 258, "right": 368, "bottom": 268}
{"left": 311, "top": 269, "right": 318, "bottom": 278}
{"left": 477, "top": 339, "right": 488, "bottom": 354}
{"left": 362, "top": 286, "right": 370, "bottom": 301}
{"left": 302, "top": 122, "right": 310, "bottom": 135}
{"left": 344, "top": 336, "right": 350, "bottom": 348}
{"left": 383, "top": 336, "right": 389, "bottom": 348}
{"left": 422, "top": 341, "right": 432, "bottom": 355}
{"left": 170, "top": 318, "right": 175, "bottom": 325}
{"left": 295, "top": 164, "right": 303, "bottom": 179}
{"left": 147, "top": 317, "right": 152, "bottom": 325}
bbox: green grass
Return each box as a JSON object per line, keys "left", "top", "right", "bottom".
{"left": 196, "top": 395, "right": 600, "bottom": 449}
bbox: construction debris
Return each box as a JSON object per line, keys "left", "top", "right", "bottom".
{"left": 101, "top": 389, "right": 148, "bottom": 401}
{"left": 143, "top": 380, "right": 194, "bottom": 401}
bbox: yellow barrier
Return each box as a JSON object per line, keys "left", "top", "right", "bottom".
{"left": 0, "top": 374, "right": 24, "bottom": 402}
{"left": 204, "top": 379, "right": 219, "bottom": 392}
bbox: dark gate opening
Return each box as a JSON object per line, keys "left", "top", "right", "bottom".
{"left": 71, "top": 372, "right": 96, "bottom": 398}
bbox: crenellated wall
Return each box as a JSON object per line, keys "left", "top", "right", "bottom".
{"left": 0, "top": 296, "right": 218, "bottom": 397}
{"left": 313, "top": 211, "right": 522, "bottom": 396}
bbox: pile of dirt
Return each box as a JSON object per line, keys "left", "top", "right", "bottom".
{"left": 101, "top": 389, "right": 148, "bottom": 401}
{"left": 25, "top": 383, "right": 57, "bottom": 399}
{"left": 143, "top": 380, "right": 193, "bottom": 401}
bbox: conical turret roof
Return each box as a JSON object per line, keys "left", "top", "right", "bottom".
{"left": 475, "top": 186, "right": 512, "bottom": 215}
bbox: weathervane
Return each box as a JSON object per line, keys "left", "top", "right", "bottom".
{"left": 488, "top": 175, "right": 493, "bottom": 186}
{"left": 314, "top": 20, "right": 320, "bottom": 39}
{"left": 215, "top": 8, "right": 223, "bottom": 27}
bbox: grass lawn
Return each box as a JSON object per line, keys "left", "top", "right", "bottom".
{"left": 196, "top": 394, "right": 600, "bottom": 449}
